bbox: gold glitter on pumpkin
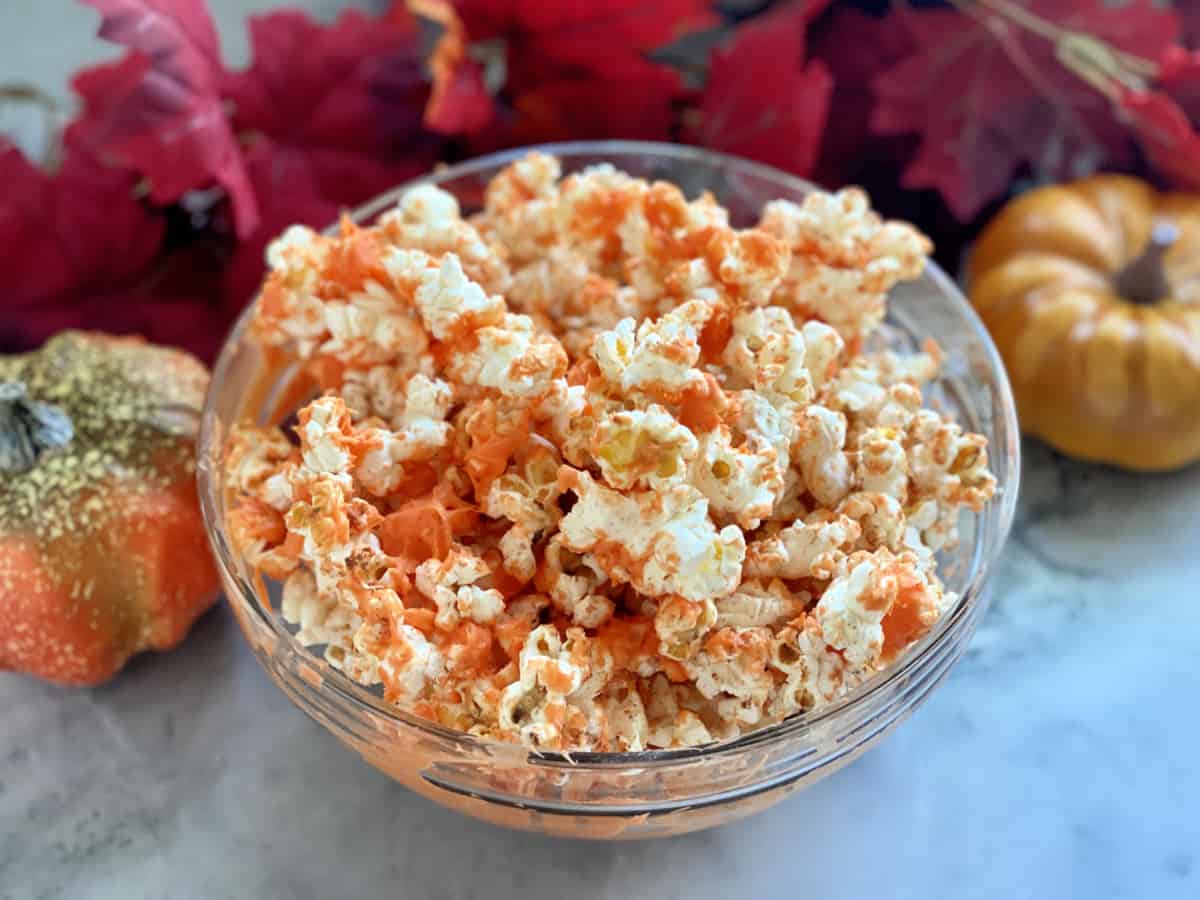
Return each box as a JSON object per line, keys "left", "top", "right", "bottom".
{"left": 0, "top": 331, "right": 219, "bottom": 685}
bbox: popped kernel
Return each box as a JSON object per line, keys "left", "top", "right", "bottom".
{"left": 225, "top": 153, "right": 994, "bottom": 751}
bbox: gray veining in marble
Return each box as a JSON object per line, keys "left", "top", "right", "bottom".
{"left": 3, "top": 441, "right": 1198, "bottom": 900}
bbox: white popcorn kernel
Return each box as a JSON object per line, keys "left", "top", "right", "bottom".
{"left": 815, "top": 553, "right": 900, "bottom": 667}
{"left": 413, "top": 253, "right": 505, "bottom": 340}
{"left": 416, "top": 546, "right": 507, "bottom": 630}
{"left": 795, "top": 404, "right": 853, "bottom": 507}
{"left": 558, "top": 470, "right": 745, "bottom": 602}
{"left": 591, "top": 404, "right": 698, "bottom": 490}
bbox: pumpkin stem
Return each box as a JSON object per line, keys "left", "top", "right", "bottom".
{"left": 1113, "top": 221, "right": 1177, "bottom": 305}
{"left": 0, "top": 381, "right": 74, "bottom": 474}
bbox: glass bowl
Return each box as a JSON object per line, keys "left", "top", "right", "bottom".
{"left": 197, "top": 141, "right": 1020, "bottom": 839}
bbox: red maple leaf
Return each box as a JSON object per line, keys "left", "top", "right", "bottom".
{"left": 688, "top": 1, "right": 833, "bottom": 178}
{"left": 408, "top": 0, "right": 496, "bottom": 135}
{"left": 409, "top": 0, "right": 711, "bottom": 140}
{"left": 1180, "top": 4, "right": 1200, "bottom": 50}
{"left": 73, "top": 0, "right": 258, "bottom": 237}
{"left": 870, "top": 0, "right": 1180, "bottom": 221}
{"left": 1156, "top": 44, "right": 1200, "bottom": 123}
{"left": 808, "top": 7, "right": 916, "bottom": 189}
{"left": 218, "top": 8, "right": 441, "bottom": 313}
{"left": 0, "top": 138, "right": 173, "bottom": 352}
{"left": 506, "top": 59, "right": 681, "bottom": 144}
{"left": 1118, "top": 87, "right": 1200, "bottom": 191}
{"left": 449, "top": 0, "right": 715, "bottom": 86}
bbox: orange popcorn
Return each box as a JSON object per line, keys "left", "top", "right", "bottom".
{"left": 225, "top": 153, "right": 994, "bottom": 751}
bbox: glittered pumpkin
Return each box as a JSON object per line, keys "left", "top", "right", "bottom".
{"left": 968, "top": 175, "right": 1200, "bottom": 471}
{"left": 0, "top": 332, "right": 219, "bottom": 685}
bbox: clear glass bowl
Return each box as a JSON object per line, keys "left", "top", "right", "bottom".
{"left": 197, "top": 141, "right": 1020, "bottom": 839}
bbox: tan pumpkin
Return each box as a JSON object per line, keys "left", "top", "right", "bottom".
{"left": 968, "top": 174, "right": 1200, "bottom": 471}
{"left": 0, "top": 332, "right": 219, "bottom": 685}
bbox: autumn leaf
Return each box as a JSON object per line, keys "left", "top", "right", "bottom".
{"left": 219, "top": 8, "right": 441, "bottom": 311}
{"left": 870, "top": 0, "right": 1180, "bottom": 221}
{"left": 808, "top": 7, "right": 915, "bottom": 189}
{"left": 0, "top": 138, "right": 170, "bottom": 352}
{"left": 509, "top": 60, "right": 682, "bottom": 144}
{"left": 411, "top": 0, "right": 712, "bottom": 140}
{"left": 74, "top": 0, "right": 258, "bottom": 236}
{"left": 688, "top": 1, "right": 833, "bottom": 178}
{"left": 410, "top": 0, "right": 496, "bottom": 135}
{"left": 1179, "top": 3, "right": 1200, "bottom": 50}
{"left": 1118, "top": 87, "right": 1200, "bottom": 191}
{"left": 447, "top": 0, "right": 715, "bottom": 87}
{"left": 223, "top": 8, "right": 437, "bottom": 201}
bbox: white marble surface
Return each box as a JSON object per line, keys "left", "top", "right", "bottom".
{"left": 4, "top": 4, "right": 1200, "bottom": 898}
{"left": 3, "top": 441, "right": 1198, "bottom": 900}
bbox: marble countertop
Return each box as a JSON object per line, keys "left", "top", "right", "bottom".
{"left": 3, "top": 441, "right": 1198, "bottom": 900}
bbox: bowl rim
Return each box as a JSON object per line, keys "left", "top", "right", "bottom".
{"left": 199, "top": 139, "right": 1021, "bottom": 770}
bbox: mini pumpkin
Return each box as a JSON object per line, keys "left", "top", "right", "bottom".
{"left": 0, "top": 331, "right": 219, "bottom": 685}
{"left": 968, "top": 175, "right": 1200, "bottom": 471}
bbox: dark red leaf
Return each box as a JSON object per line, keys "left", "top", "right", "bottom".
{"left": 508, "top": 60, "right": 681, "bottom": 144}
{"left": 223, "top": 9, "right": 439, "bottom": 209}
{"left": 0, "top": 137, "right": 230, "bottom": 362}
{"left": 809, "top": 7, "right": 916, "bottom": 188}
{"left": 412, "top": 0, "right": 712, "bottom": 140}
{"left": 1118, "top": 86, "right": 1200, "bottom": 191}
{"left": 218, "top": 8, "right": 443, "bottom": 318}
{"left": 74, "top": 0, "right": 257, "bottom": 237}
{"left": 0, "top": 139, "right": 165, "bottom": 312}
{"left": 688, "top": 2, "right": 833, "bottom": 178}
{"left": 870, "top": 0, "right": 1180, "bottom": 221}
{"left": 450, "top": 0, "right": 715, "bottom": 84}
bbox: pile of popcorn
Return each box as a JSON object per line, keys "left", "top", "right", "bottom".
{"left": 225, "top": 153, "right": 996, "bottom": 751}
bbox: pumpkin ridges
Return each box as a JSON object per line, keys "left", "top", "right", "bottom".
{"left": 968, "top": 186, "right": 1122, "bottom": 275}
{"left": 969, "top": 175, "right": 1200, "bottom": 471}
{"left": 108, "top": 482, "right": 220, "bottom": 650}
{"left": 1070, "top": 175, "right": 1156, "bottom": 263}
{"left": 0, "top": 536, "right": 134, "bottom": 685}
{"left": 1143, "top": 313, "right": 1200, "bottom": 420}
{"left": 1, "top": 331, "right": 219, "bottom": 684}
{"left": 1081, "top": 304, "right": 1140, "bottom": 422}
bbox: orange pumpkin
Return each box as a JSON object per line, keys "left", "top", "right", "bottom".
{"left": 0, "top": 332, "right": 219, "bottom": 685}
{"left": 968, "top": 175, "right": 1200, "bottom": 471}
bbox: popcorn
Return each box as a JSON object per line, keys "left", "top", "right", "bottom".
{"left": 684, "top": 627, "right": 774, "bottom": 726}
{"left": 745, "top": 512, "right": 860, "bottom": 580}
{"left": 723, "top": 306, "right": 813, "bottom": 404}
{"left": 379, "top": 184, "right": 511, "bottom": 294}
{"left": 760, "top": 189, "right": 932, "bottom": 340}
{"left": 856, "top": 428, "right": 908, "bottom": 501}
{"left": 416, "top": 546, "right": 506, "bottom": 630}
{"left": 449, "top": 313, "right": 567, "bottom": 399}
{"left": 592, "top": 300, "right": 711, "bottom": 397}
{"left": 413, "top": 252, "right": 505, "bottom": 340}
{"left": 814, "top": 551, "right": 900, "bottom": 667}
{"left": 591, "top": 405, "right": 697, "bottom": 490}
{"left": 229, "top": 152, "right": 995, "bottom": 752}
{"left": 794, "top": 405, "right": 854, "bottom": 507}
{"left": 715, "top": 580, "right": 810, "bottom": 629}
{"left": 557, "top": 469, "right": 745, "bottom": 603}
{"left": 480, "top": 151, "right": 562, "bottom": 263}
{"left": 355, "top": 375, "right": 453, "bottom": 495}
